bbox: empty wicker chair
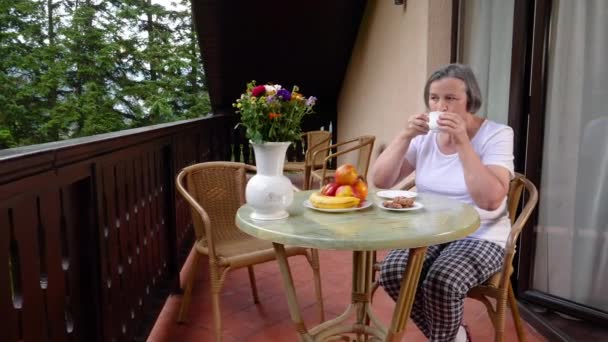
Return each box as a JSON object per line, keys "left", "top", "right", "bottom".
{"left": 308, "top": 134, "right": 375, "bottom": 189}
{"left": 284, "top": 130, "right": 332, "bottom": 190}
{"left": 176, "top": 161, "right": 324, "bottom": 341}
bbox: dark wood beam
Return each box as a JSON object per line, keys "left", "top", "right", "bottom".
{"left": 191, "top": 0, "right": 367, "bottom": 117}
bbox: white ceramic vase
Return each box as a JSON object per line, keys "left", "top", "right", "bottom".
{"left": 246, "top": 141, "right": 294, "bottom": 220}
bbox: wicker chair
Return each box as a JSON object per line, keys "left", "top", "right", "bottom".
{"left": 308, "top": 135, "right": 375, "bottom": 189}
{"left": 372, "top": 172, "right": 538, "bottom": 342}
{"left": 467, "top": 172, "right": 538, "bottom": 342}
{"left": 176, "top": 162, "right": 324, "bottom": 341}
{"left": 284, "top": 130, "right": 332, "bottom": 190}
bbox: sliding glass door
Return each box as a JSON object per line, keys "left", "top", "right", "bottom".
{"left": 531, "top": 0, "right": 608, "bottom": 314}
{"left": 457, "top": 0, "right": 608, "bottom": 322}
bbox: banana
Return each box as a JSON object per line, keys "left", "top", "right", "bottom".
{"left": 309, "top": 192, "right": 360, "bottom": 209}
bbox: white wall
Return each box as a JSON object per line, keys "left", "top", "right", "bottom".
{"left": 337, "top": 0, "right": 452, "bottom": 189}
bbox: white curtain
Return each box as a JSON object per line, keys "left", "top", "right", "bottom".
{"left": 460, "top": 0, "right": 514, "bottom": 124}
{"left": 533, "top": 0, "right": 608, "bottom": 312}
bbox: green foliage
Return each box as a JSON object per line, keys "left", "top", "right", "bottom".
{"left": 233, "top": 81, "right": 317, "bottom": 144}
{"left": 0, "top": 0, "right": 211, "bottom": 149}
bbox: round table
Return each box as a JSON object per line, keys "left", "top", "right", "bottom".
{"left": 236, "top": 190, "right": 480, "bottom": 341}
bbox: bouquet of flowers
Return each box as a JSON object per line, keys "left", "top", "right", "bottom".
{"left": 233, "top": 81, "right": 317, "bottom": 144}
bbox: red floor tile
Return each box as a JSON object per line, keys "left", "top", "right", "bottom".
{"left": 148, "top": 249, "right": 547, "bottom": 341}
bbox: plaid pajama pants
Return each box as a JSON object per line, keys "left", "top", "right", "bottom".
{"left": 379, "top": 238, "right": 504, "bottom": 342}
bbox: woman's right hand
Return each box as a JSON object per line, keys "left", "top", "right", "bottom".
{"left": 373, "top": 113, "right": 424, "bottom": 188}
{"left": 403, "top": 112, "right": 430, "bottom": 139}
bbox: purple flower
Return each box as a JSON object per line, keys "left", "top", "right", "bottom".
{"left": 266, "top": 95, "right": 275, "bottom": 103}
{"left": 306, "top": 96, "right": 317, "bottom": 106}
{"left": 277, "top": 89, "right": 292, "bottom": 101}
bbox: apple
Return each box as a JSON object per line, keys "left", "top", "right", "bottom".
{"left": 352, "top": 179, "right": 368, "bottom": 201}
{"left": 335, "top": 164, "right": 359, "bottom": 185}
{"left": 320, "top": 182, "right": 340, "bottom": 196}
{"left": 335, "top": 185, "right": 355, "bottom": 197}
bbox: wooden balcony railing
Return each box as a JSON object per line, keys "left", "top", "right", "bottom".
{"left": 0, "top": 113, "right": 333, "bottom": 342}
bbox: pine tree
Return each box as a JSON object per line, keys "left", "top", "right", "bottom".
{"left": 0, "top": 0, "right": 48, "bottom": 147}
{"left": 0, "top": 0, "right": 211, "bottom": 148}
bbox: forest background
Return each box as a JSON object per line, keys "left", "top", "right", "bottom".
{"left": 0, "top": 0, "right": 210, "bottom": 149}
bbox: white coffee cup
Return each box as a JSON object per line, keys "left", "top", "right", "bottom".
{"left": 428, "top": 111, "right": 442, "bottom": 132}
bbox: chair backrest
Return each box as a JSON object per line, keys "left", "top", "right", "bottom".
{"left": 304, "top": 130, "right": 332, "bottom": 167}
{"left": 353, "top": 135, "right": 375, "bottom": 179}
{"left": 176, "top": 162, "right": 255, "bottom": 253}
{"left": 499, "top": 172, "right": 539, "bottom": 288}
{"left": 312, "top": 134, "right": 376, "bottom": 185}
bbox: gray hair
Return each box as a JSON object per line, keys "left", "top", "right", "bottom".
{"left": 423, "top": 64, "right": 482, "bottom": 114}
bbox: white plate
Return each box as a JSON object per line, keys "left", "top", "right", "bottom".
{"left": 303, "top": 200, "right": 373, "bottom": 213}
{"left": 377, "top": 201, "right": 424, "bottom": 212}
{"left": 376, "top": 190, "right": 418, "bottom": 199}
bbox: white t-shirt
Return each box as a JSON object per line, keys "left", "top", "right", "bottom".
{"left": 405, "top": 120, "right": 515, "bottom": 248}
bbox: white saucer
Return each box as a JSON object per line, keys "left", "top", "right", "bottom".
{"left": 376, "top": 190, "right": 418, "bottom": 199}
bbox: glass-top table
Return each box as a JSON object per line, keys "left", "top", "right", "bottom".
{"left": 236, "top": 190, "right": 480, "bottom": 341}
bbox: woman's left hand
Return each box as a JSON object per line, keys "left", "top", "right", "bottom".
{"left": 437, "top": 112, "right": 469, "bottom": 145}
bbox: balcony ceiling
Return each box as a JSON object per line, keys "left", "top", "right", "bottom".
{"left": 191, "top": 0, "right": 368, "bottom": 115}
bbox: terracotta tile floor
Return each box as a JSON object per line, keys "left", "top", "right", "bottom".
{"left": 149, "top": 249, "right": 547, "bottom": 341}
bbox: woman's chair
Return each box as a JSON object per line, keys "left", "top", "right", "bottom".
{"left": 308, "top": 135, "right": 375, "bottom": 189}
{"left": 371, "top": 172, "right": 538, "bottom": 342}
{"left": 467, "top": 172, "right": 538, "bottom": 342}
{"left": 176, "top": 161, "right": 324, "bottom": 341}
{"left": 284, "top": 130, "right": 332, "bottom": 190}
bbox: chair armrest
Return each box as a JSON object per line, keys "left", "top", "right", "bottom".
{"left": 310, "top": 145, "right": 334, "bottom": 166}
{"left": 499, "top": 176, "right": 539, "bottom": 288}
{"left": 399, "top": 178, "right": 416, "bottom": 191}
{"left": 505, "top": 178, "right": 539, "bottom": 252}
{"left": 316, "top": 143, "right": 372, "bottom": 183}
{"left": 304, "top": 136, "right": 332, "bottom": 164}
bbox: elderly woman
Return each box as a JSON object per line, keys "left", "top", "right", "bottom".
{"left": 372, "top": 64, "right": 514, "bottom": 342}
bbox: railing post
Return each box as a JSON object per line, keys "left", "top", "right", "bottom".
{"left": 83, "top": 162, "right": 104, "bottom": 342}
{"left": 164, "top": 141, "right": 181, "bottom": 293}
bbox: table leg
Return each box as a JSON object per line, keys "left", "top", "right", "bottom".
{"left": 272, "top": 246, "right": 400, "bottom": 341}
{"left": 352, "top": 251, "right": 373, "bottom": 326}
{"left": 312, "top": 250, "right": 386, "bottom": 341}
{"left": 272, "top": 242, "right": 314, "bottom": 342}
{"left": 385, "top": 246, "right": 428, "bottom": 342}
